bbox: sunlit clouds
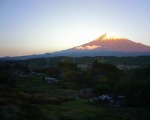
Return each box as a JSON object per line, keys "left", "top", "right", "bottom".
{"left": 76, "top": 45, "right": 101, "bottom": 50}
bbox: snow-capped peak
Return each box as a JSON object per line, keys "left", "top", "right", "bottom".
{"left": 97, "top": 32, "right": 127, "bottom": 41}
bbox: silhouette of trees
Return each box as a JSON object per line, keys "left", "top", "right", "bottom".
{"left": 115, "top": 68, "right": 150, "bottom": 106}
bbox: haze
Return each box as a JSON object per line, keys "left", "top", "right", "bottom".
{"left": 0, "top": 0, "right": 150, "bottom": 57}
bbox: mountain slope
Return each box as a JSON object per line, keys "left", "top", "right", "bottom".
{"left": 73, "top": 33, "right": 150, "bottom": 52}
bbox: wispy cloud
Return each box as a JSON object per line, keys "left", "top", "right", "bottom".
{"left": 76, "top": 45, "right": 101, "bottom": 50}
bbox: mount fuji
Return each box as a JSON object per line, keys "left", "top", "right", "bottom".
{"left": 53, "top": 33, "right": 150, "bottom": 57}
{"left": 1, "top": 33, "right": 150, "bottom": 60}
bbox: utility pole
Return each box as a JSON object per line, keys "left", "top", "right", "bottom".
{"left": 72, "top": 53, "right": 75, "bottom": 62}
{"left": 101, "top": 50, "right": 104, "bottom": 63}
{"left": 46, "top": 53, "right": 49, "bottom": 67}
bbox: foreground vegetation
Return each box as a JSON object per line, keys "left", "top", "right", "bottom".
{"left": 0, "top": 77, "right": 128, "bottom": 120}
{"left": 0, "top": 56, "right": 150, "bottom": 120}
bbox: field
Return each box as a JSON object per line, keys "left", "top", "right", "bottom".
{"left": 0, "top": 75, "right": 150, "bottom": 120}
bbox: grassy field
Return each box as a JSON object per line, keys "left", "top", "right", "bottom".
{"left": 0, "top": 75, "right": 150, "bottom": 120}
{"left": 36, "top": 100, "right": 128, "bottom": 120}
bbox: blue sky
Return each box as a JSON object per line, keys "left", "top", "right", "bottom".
{"left": 0, "top": 0, "right": 150, "bottom": 57}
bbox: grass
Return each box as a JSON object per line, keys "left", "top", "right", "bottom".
{"left": 15, "top": 76, "right": 57, "bottom": 92}
{"left": 14, "top": 76, "right": 128, "bottom": 119}
{"left": 0, "top": 75, "right": 150, "bottom": 120}
{"left": 38, "top": 100, "right": 128, "bottom": 120}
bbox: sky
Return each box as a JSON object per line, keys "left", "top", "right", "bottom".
{"left": 0, "top": 0, "right": 150, "bottom": 57}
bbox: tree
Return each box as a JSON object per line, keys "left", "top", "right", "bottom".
{"left": 93, "top": 77, "right": 112, "bottom": 95}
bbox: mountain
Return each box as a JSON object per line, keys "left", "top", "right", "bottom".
{"left": 72, "top": 33, "right": 150, "bottom": 52}
{"left": 1, "top": 33, "right": 150, "bottom": 60}
{"left": 0, "top": 54, "right": 48, "bottom": 61}
{"left": 53, "top": 32, "right": 150, "bottom": 57}
{"left": 52, "top": 32, "right": 150, "bottom": 57}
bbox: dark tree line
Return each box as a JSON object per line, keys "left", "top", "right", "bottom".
{"left": 1, "top": 60, "right": 150, "bottom": 107}
{"left": 0, "top": 63, "right": 29, "bottom": 86}
{"left": 56, "top": 60, "right": 150, "bottom": 107}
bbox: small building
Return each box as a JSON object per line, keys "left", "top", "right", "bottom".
{"left": 77, "top": 64, "right": 90, "bottom": 70}
{"left": 117, "top": 64, "right": 141, "bottom": 70}
{"left": 44, "top": 77, "right": 58, "bottom": 84}
{"left": 98, "top": 94, "right": 113, "bottom": 101}
{"left": 92, "top": 94, "right": 126, "bottom": 107}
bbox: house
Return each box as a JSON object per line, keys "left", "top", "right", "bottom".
{"left": 44, "top": 77, "right": 58, "bottom": 84}
{"left": 92, "top": 94, "right": 126, "bottom": 107}
{"left": 77, "top": 64, "right": 91, "bottom": 70}
{"left": 98, "top": 94, "right": 113, "bottom": 101}
{"left": 117, "top": 64, "right": 142, "bottom": 70}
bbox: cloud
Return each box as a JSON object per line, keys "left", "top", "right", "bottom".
{"left": 76, "top": 45, "right": 101, "bottom": 50}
